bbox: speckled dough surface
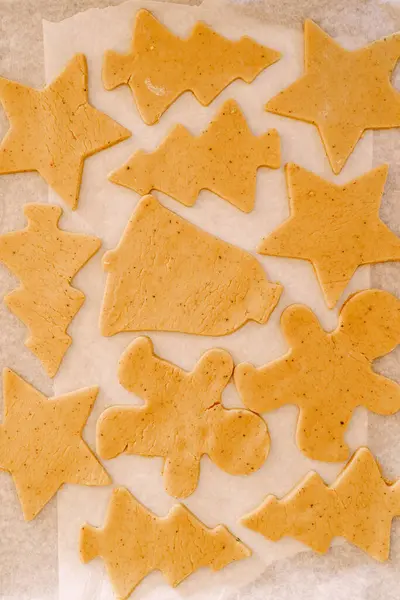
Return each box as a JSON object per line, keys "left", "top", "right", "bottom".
{"left": 259, "top": 163, "right": 400, "bottom": 308}
{"left": 0, "top": 204, "right": 101, "bottom": 377}
{"left": 100, "top": 195, "right": 281, "bottom": 337}
{"left": 102, "top": 8, "right": 281, "bottom": 125}
{"left": 266, "top": 20, "right": 400, "bottom": 174}
{"left": 0, "top": 53, "right": 130, "bottom": 208}
{"left": 81, "top": 487, "right": 250, "bottom": 600}
{"left": 97, "top": 337, "right": 269, "bottom": 498}
{"left": 235, "top": 289, "right": 400, "bottom": 462}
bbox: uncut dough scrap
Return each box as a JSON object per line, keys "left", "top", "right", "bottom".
{"left": 100, "top": 195, "right": 281, "bottom": 337}
{"left": 97, "top": 337, "right": 269, "bottom": 498}
{"left": 235, "top": 289, "right": 400, "bottom": 462}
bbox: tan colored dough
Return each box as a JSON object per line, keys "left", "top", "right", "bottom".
{"left": 259, "top": 163, "right": 400, "bottom": 308}
{"left": 97, "top": 337, "right": 269, "bottom": 498}
{"left": 100, "top": 195, "right": 281, "bottom": 337}
{"left": 0, "top": 369, "right": 110, "bottom": 521}
{"left": 242, "top": 447, "right": 400, "bottom": 561}
{"left": 235, "top": 289, "right": 400, "bottom": 462}
{"left": 109, "top": 99, "right": 280, "bottom": 212}
{"left": 266, "top": 20, "right": 400, "bottom": 174}
{"left": 81, "top": 487, "right": 250, "bottom": 600}
{"left": 0, "top": 204, "right": 101, "bottom": 377}
{"left": 0, "top": 54, "right": 130, "bottom": 208}
{"left": 103, "top": 8, "right": 280, "bottom": 125}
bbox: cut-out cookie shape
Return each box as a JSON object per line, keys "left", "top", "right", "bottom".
{"left": 109, "top": 100, "right": 280, "bottom": 212}
{"left": 266, "top": 20, "right": 400, "bottom": 173}
{"left": 242, "top": 447, "right": 400, "bottom": 561}
{"left": 100, "top": 195, "right": 281, "bottom": 337}
{"left": 259, "top": 163, "right": 400, "bottom": 308}
{"left": 97, "top": 337, "right": 269, "bottom": 498}
{"left": 0, "top": 204, "right": 101, "bottom": 377}
{"left": 0, "top": 369, "right": 110, "bottom": 520}
{"left": 81, "top": 487, "right": 250, "bottom": 600}
{"left": 235, "top": 289, "right": 400, "bottom": 462}
{"left": 0, "top": 54, "right": 130, "bottom": 208}
{"left": 103, "top": 8, "right": 281, "bottom": 125}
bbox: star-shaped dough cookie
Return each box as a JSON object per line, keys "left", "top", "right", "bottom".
{"left": 266, "top": 20, "right": 400, "bottom": 173}
{"left": 0, "top": 369, "right": 110, "bottom": 520}
{"left": 0, "top": 54, "right": 131, "bottom": 208}
{"left": 259, "top": 163, "right": 400, "bottom": 307}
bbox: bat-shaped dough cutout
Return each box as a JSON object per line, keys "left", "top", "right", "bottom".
{"left": 235, "top": 289, "right": 400, "bottom": 462}
{"left": 242, "top": 447, "right": 400, "bottom": 561}
{"left": 81, "top": 487, "right": 250, "bottom": 600}
{"left": 0, "top": 204, "right": 101, "bottom": 377}
{"left": 97, "top": 337, "right": 269, "bottom": 498}
{"left": 103, "top": 8, "right": 281, "bottom": 124}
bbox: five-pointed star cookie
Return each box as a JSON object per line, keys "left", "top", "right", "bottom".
{"left": 0, "top": 369, "right": 110, "bottom": 520}
{"left": 259, "top": 163, "right": 400, "bottom": 307}
{"left": 266, "top": 20, "right": 400, "bottom": 173}
{"left": 0, "top": 54, "right": 131, "bottom": 209}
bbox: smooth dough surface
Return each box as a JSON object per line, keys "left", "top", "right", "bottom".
{"left": 100, "top": 195, "right": 281, "bottom": 337}
{"left": 81, "top": 487, "right": 250, "bottom": 600}
{"left": 0, "top": 53, "right": 130, "bottom": 208}
{"left": 0, "top": 204, "right": 101, "bottom": 377}
{"left": 102, "top": 8, "right": 281, "bottom": 125}
{"left": 259, "top": 163, "right": 400, "bottom": 308}
{"left": 235, "top": 289, "right": 400, "bottom": 462}
{"left": 0, "top": 369, "right": 110, "bottom": 521}
{"left": 97, "top": 337, "right": 269, "bottom": 498}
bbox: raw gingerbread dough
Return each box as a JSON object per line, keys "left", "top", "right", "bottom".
{"left": 0, "top": 369, "right": 110, "bottom": 521}
{"left": 100, "top": 195, "right": 281, "bottom": 337}
{"left": 0, "top": 54, "right": 130, "bottom": 208}
{"left": 109, "top": 99, "right": 280, "bottom": 212}
{"left": 0, "top": 204, "right": 101, "bottom": 377}
{"left": 235, "top": 289, "right": 400, "bottom": 462}
{"left": 102, "top": 8, "right": 281, "bottom": 125}
{"left": 81, "top": 487, "right": 250, "bottom": 600}
{"left": 97, "top": 337, "right": 269, "bottom": 498}
{"left": 266, "top": 20, "right": 400, "bottom": 173}
{"left": 242, "top": 447, "right": 400, "bottom": 561}
{"left": 259, "top": 163, "right": 400, "bottom": 308}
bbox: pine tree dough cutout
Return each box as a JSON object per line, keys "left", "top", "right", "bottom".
{"left": 0, "top": 369, "right": 110, "bottom": 521}
{"left": 235, "top": 289, "right": 400, "bottom": 462}
{"left": 0, "top": 204, "right": 101, "bottom": 377}
{"left": 100, "top": 195, "right": 281, "bottom": 337}
{"left": 109, "top": 99, "right": 280, "bottom": 213}
{"left": 242, "top": 447, "right": 400, "bottom": 561}
{"left": 0, "top": 54, "right": 130, "bottom": 209}
{"left": 97, "top": 337, "right": 269, "bottom": 498}
{"left": 103, "top": 8, "right": 281, "bottom": 125}
{"left": 81, "top": 487, "right": 250, "bottom": 600}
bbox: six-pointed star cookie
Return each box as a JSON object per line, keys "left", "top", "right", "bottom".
{"left": 259, "top": 163, "right": 400, "bottom": 308}
{"left": 0, "top": 369, "right": 110, "bottom": 520}
{"left": 266, "top": 20, "right": 400, "bottom": 173}
{"left": 0, "top": 54, "right": 131, "bottom": 209}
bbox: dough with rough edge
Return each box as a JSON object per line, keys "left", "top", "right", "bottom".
{"left": 81, "top": 487, "right": 250, "bottom": 600}
{"left": 235, "top": 289, "right": 400, "bottom": 462}
{"left": 242, "top": 447, "right": 400, "bottom": 562}
{"left": 109, "top": 99, "right": 280, "bottom": 213}
{"left": 100, "top": 195, "right": 281, "bottom": 337}
{"left": 0, "top": 53, "right": 131, "bottom": 209}
{"left": 102, "top": 8, "right": 281, "bottom": 125}
{"left": 259, "top": 163, "right": 400, "bottom": 308}
{"left": 0, "top": 369, "right": 110, "bottom": 521}
{"left": 266, "top": 20, "right": 400, "bottom": 174}
{"left": 0, "top": 204, "right": 101, "bottom": 377}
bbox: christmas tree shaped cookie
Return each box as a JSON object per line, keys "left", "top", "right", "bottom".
{"left": 103, "top": 8, "right": 281, "bottom": 124}
{"left": 97, "top": 337, "right": 269, "bottom": 498}
{"left": 235, "top": 289, "right": 400, "bottom": 462}
{"left": 81, "top": 487, "right": 250, "bottom": 600}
